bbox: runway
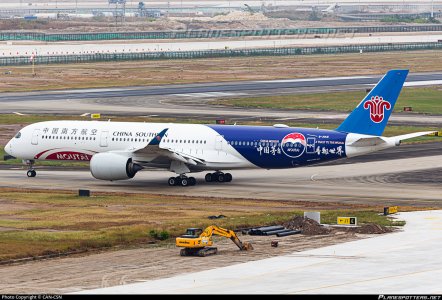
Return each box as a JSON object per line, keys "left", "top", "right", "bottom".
{"left": 2, "top": 72, "right": 442, "bottom": 126}
{"left": 2, "top": 144, "right": 441, "bottom": 206}
{"left": 3, "top": 72, "right": 442, "bottom": 102}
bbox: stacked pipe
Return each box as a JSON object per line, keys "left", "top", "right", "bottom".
{"left": 247, "top": 226, "right": 301, "bottom": 237}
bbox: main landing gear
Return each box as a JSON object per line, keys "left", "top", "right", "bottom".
{"left": 167, "top": 172, "right": 233, "bottom": 186}
{"left": 168, "top": 175, "right": 197, "bottom": 187}
{"left": 25, "top": 160, "right": 36, "bottom": 178}
{"left": 205, "top": 172, "right": 232, "bottom": 183}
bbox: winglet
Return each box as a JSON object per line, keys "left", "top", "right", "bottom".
{"left": 148, "top": 128, "right": 168, "bottom": 146}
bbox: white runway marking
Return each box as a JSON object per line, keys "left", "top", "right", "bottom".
{"left": 257, "top": 76, "right": 372, "bottom": 84}
{"left": 404, "top": 80, "right": 442, "bottom": 87}
{"left": 173, "top": 92, "right": 247, "bottom": 98}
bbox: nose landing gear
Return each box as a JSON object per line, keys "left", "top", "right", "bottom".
{"left": 25, "top": 160, "right": 36, "bottom": 178}
{"left": 27, "top": 170, "right": 36, "bottom": 178}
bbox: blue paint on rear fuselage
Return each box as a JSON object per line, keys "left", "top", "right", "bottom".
{"left": 207, "top": 125, "right": 348, "bottom": 169}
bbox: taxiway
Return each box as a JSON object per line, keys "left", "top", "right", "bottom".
{"left": 2, "top": 73, "right": 442, "bottom": 126}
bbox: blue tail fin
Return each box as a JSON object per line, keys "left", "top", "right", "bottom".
{"left": 336, "top": 69, "right": 408, "bottom": 136}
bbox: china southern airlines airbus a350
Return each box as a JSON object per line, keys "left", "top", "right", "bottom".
{"left": 4, "top": 70, "right": 435, "bottom": 187}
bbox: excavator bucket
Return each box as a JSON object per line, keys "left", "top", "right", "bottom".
{"left": 241, "top": 242, "right": 254, "bottom": 251}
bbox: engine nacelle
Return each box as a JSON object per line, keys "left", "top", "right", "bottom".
{"left": 90, "top": 153, "right": 142, "bottom": 181}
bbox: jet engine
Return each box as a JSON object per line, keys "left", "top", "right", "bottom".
{"left": 90, "top": 153, "right": 142, "bottom": 181}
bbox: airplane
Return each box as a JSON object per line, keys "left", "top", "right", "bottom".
{"left": 4, "top": 69, "right": 435, "bottom": 187}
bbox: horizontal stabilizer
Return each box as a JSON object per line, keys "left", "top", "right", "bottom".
{"left": 392, "top": 131, "right": 438, "bottom": 144}
{"left": 348, "top": 136, "right": 387, "bottom": 147}
{"left": 348, "top": 131, "right": 437, "bottom": 147}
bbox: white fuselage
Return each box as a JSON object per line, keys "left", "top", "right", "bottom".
{"left": 5, "top": 121, "right": 256, "bottom": 171}
{"left": 5, "top": 120, "right": 415, "bottom": 183}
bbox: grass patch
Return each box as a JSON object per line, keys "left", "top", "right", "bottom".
{"left": 212, "top": 87, "right": 442, "bottom": 115}
{"left": 317, "top": 210, "right": 406, "bottom": 227}
{"left": 0, "top": 189, "right": 415, "bottom": 262}
{"left": 0, "top": 114, "right": 209, "bottom": 125}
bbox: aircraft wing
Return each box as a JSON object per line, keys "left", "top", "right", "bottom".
{"left": 132, "top": 128, "right": 168, "bottom": 154}
{"left": 131, "top": 128, "right": 206, "bottom": 167}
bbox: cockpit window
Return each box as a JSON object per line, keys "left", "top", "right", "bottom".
{"left": 15, "top": 132, "right": 21, "bottom": 139}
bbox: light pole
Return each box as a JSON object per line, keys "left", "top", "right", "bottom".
{"left": 431, "top": 0, "right": 434, "bottom": 19}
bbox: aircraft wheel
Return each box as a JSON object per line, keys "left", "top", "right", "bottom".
{"left": 217, "top": 173, "right": 225, "bottom": 183}
{"left": 189, "top": 177, "right": 196, "bottom": 186}
{"left": 225, "top": 173, "right": 232, "bottom": 182}
{"left": 27, "top": 170, "right": 36, "bottom": 178}
{"left": 205, "top": 173, "right": 213, "bottom": 182}
{"left": 181, "top": 177, "right": 189, "bottom": 187}
{"left": 168, "top": 177, "right": 178, "bottom": 186}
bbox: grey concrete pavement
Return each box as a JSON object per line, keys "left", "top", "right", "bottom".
{"left": 1, "top": 154, "right": 441, "bottom": 206}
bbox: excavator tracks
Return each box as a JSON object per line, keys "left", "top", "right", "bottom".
{"left": 180, "top": 247, "right": 218, "bottom": 257}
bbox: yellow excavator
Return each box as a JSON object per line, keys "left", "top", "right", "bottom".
{"left": 176, "top": 225, "right": 253, "bottom": 257}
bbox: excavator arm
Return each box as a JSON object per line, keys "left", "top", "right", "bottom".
{"left": 201, "top": 225, "right": 253, "bottom": 251}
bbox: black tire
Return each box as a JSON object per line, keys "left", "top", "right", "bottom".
{"left": 27, "top": 170, "right": 36, "bottom": 178}
{"left": 189, "top": 177, "right": 196, "bottom": 186}
{"left": 225, "top": 173, "right": 232, "bottom": 182}
{"left": 168, "top": 177, "right": 177, "bottom": 186}
{"left": 181, "top": 178, "right": 189, "bottom": 187}
{"left": 217, "top": 173, "right": 225, "bottom": 182}
{"left": 180, "top": 249, "right": 188, "bottom": 256}
{"left": 205, "top": 173, "right": 213, "bottom": 182}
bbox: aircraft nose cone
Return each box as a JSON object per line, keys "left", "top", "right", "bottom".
{"left": 4, "top": 140, "right": 13, "bottom": 156}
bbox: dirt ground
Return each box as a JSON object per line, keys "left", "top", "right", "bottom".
{"left": 0, "top": 230, "right": 372, "bottom": 294}
{"left": 0, "top": 13, "right": 393, "bottom": 33}
{"left": 1, "top": 50, "right": 442, "bottom": 92}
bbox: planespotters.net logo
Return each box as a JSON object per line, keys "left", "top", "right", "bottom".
{"left": 378, "top": 296, "right": 441, "bottom": 300}
{"left": 281, "top": 132, "right": 306, "bottom": 158}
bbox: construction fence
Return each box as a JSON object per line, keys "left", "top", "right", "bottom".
{"left": 1, "top": 42, "right": 441, "bottom": 66}
{"left": 2, "top": 25, "right": 442, "bottom": 41}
